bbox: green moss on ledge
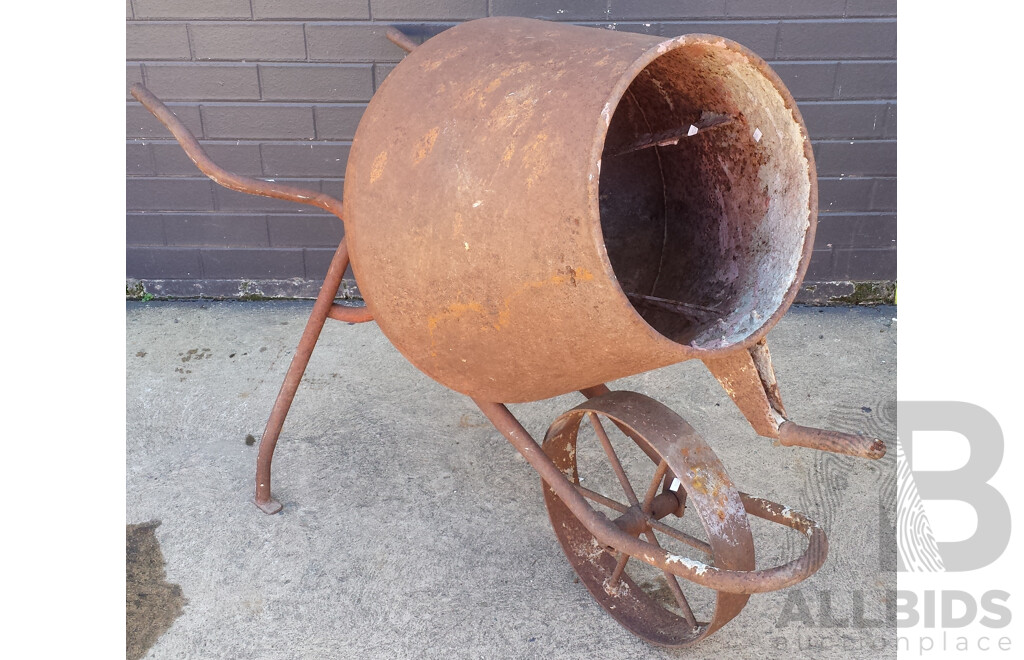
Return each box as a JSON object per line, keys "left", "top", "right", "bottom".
{"left": 830, "top": 281, "right": 896, "bottom": 305}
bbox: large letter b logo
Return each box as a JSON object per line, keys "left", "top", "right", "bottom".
{"left": 897, "top": 402, "right": 1011, "bottom": 571}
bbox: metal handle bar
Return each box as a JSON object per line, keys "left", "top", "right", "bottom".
{"left": 130, "top": 83, "right": 345, "bottom": 219}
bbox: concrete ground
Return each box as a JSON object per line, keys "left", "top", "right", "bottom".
{"left": 127, "top": 301, "right": 896, "bottom": 659}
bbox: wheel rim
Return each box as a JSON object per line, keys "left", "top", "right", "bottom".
{"left": 541, "top": 391, "right": 756, "bottom": 647}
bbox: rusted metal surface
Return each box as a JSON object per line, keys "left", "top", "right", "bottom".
{"left": 704, "top": 337, "right": 886, "bottom": 460}
{"left": 326, "top": 303, "right": 374, "bottom": 324}
{"left": 703, "top": 347, "right": 781, "bottom": 438}
{"left": 130, "top": 84, "right": 345, "bottom": 218}
{"left": 129, "top": 17, "right": 889, "bottom": 649}
{"left": 779, "top": 421, "right": 887, "bottom": 459}
{"left": 385, "top": 26, "right": 417, "bottom": 54}
{"left": 474, "top": 394, "right": 829, "bottom": 596}
{"left": 343, "top": 17, "right": 817, "bottom": 403}
{"left": 749, "top": 337, "right": 786, "bottom": 416}
{"left": 542, "top": 391, "right": 755, "bottom": 647}
{"left": 254, "top": 239, "right": 360, "bottom": 514}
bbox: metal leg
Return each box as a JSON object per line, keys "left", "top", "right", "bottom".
{"left": 254, "top": 239, "right": 352, "bottom": 514}
{"left": 704, "top": 340, "right": 886, "bottom": 459}
{"left": 130, "top": 83, "right": 379, "bottom": 512}
{"left": 579, "top": 383, "right": 611, "bottom": 398}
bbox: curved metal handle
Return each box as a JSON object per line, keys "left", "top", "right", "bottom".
{"left": 130, "top": 83, "right": 345, "bottom": 220}
{"left": 386, "top": 27, "right": 418, "bottom": 54}
{"left": 778, "top": 421, "right": 886, "bottom": 459}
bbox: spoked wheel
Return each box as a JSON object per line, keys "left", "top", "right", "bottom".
{"left": 541, "top": 391, "right": 756, "bottom": 647}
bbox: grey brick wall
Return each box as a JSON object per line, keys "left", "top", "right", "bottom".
{"left": 126, "top": 0, "right": 896, "bottom": 302}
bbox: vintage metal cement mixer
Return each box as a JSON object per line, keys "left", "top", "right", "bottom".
{"left": 131, "top": 17, "right": 886, "bottom": 647}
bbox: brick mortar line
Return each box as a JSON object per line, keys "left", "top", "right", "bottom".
{"left": 196, "top": 242, "right": 207, "bottom": 277}
{"left": 128, "top": 59, "right": 893, "bottom": 67}
{"left": 817, "top": 211, "right": 896, "bottom": 216}
{"left": 127, "top": 138, "right": 354, "bottom": 145}
{"left": 129, "top": 211, "right": 340, "bottom": 216}
{"left": 772, "top": 58, "right": 896, "bottom": 64}
{"left": 129, "top": 247, "right": 352, "bottom": 251}
{"left": 127, "top": 18, "right": 895, "bottom": 25}
{"left": 797, "top": 97, "right": 897, "bottom": 102}
{"left": 310, "top": 101, "right": 321, "bottom": 139}
{"left": 255, "top": 58, "right": 264, "bottom": 99}
{"left": 130, "top": 246, "right": 900, "bottom": 252}
{"left": 128, "top": 247, "right": 345, "bottom": 254}
{"left": 188, "top": 101, "right": 368, "bottom": 107}
{"left": 130, "top": 174, "right": 893, "bottom": 182}
{"left": 134, "top": 58, "right": 895, "bottom": 65}
{"left": 127, "top": 176, "right": 339, "bottom": 180}
{"left": 814, "top": 138, "right": 896, "bottom": 143}
{"left": 815, "top": 246, "right": 896, "bottom": 252}
{"left": 127, "top": 96, "right": 894, "bottom": 104}
{"left": 128, "top": 208, "right": 890, "bottom": 215}
{"left": 132, "top": 138, "right": 897, "bottom": 148}
{"left": 184, "top": 22, "right": 195, "bottom": 61}
{"left": 132, "top": 99, "right": 895, "bottom": 107}
{"left": 128, "top": 61, "right": 375, "bottom": 67}
{"left": 799, "top": 99, "right": 897, "bottom": 105}
{"left": 127, "top": 177, "right": 342, "bottom": 183}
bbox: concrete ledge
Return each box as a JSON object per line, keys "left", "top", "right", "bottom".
{"left": 127, "top": 277, "right": 362, "bottom": 301}
{"left": 795, "top": 280, "right": 896, "bottom": 305}
{"left": 127, "top": 278, "right": 895, "bottom": 306}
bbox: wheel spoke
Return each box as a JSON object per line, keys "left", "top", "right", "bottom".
{"left": 645, "top": 530, "right": 698, "bottom": 628}
{"left": 575, "top": 484, "right": 629, "bottom": 514}
{"left": 661, "top": 569, "right": 699, "bottom": 628}
{"left": 580, "top": 412, "right": 704, "bottom": 627}
{"left": 608, "top": 551, "right": 630, "bottom": 588}
{"left": 642, "top": 460, "right": 669, "bottom": 514}
{"left": 647, "top": 518, "right": 713, "bottom": 555}
{"left": 589, "top": 413, "right": 640, "bottom": 506}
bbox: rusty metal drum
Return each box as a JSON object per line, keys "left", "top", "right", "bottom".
{"left": 343, "top": 17, "right": 817, "bottom": 403}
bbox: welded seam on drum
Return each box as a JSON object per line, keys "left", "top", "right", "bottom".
{"left": 622, "top": 86, "right": 672, "bottom": 301}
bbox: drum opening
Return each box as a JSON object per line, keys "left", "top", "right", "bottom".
{"left": 599, "top": 39, "right": 812, "bottom": 350}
